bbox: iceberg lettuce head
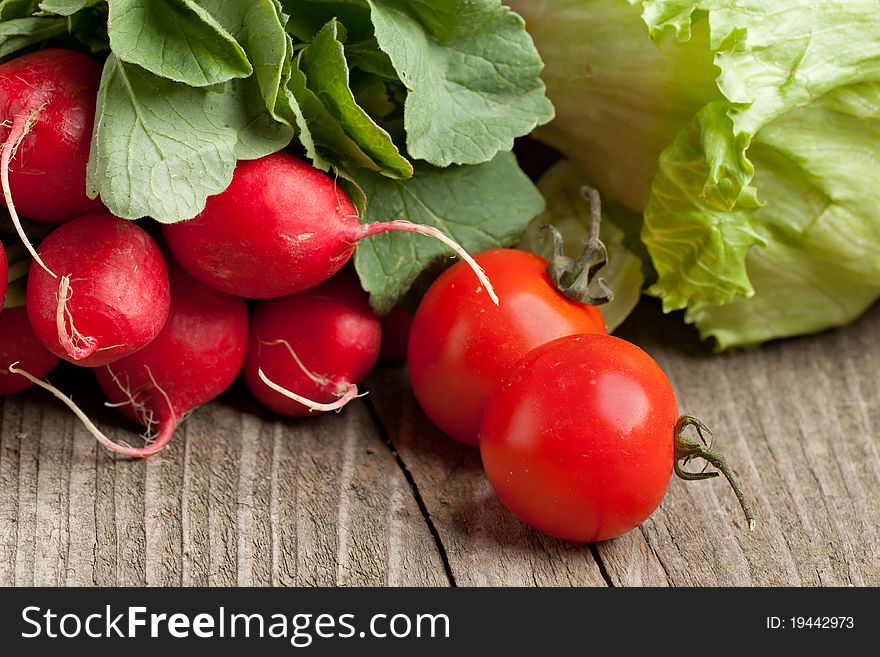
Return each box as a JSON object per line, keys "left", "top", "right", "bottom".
{"left": 508, "top": 0, "right": 880, "bottom": 348}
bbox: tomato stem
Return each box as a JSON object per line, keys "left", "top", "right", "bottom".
{"left": 674, "top": 414, "right": 756, "bottom": 531}
{"left": 543, "top": 186, "right": 613, "bottom": 306}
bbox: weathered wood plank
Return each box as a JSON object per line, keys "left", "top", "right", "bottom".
{"left": 606, "top": 301, "right": 880, "bottom": 586}
{"left": 0, "top": 386, "right": 447, "bottom": 586}
{"left": 2, "top": 299, "right": 879, "bottom": 587}
{"left": 365, "top": 370, "right": 609, "bottom": 587}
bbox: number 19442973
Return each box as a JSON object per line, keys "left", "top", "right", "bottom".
{"left": 766, "top": 617, "right": 855, "bottom": 630}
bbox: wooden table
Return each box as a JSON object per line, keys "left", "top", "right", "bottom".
{"left": 2, "top": 300, "right": 878, "bottom": 587}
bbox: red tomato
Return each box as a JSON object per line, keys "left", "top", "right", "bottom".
{"left": 407, "top": 249, "right": 606, "bottom": 446}
{"left": 479, "top": 334, "right": 678, "bottom": 542}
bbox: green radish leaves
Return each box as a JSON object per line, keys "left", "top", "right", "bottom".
{"left": 37, "top": 0, "right": 100, "bottom": 16}
{"left": 367, "top": 0, "right": 555, "bottom": 167}
{"left": 106, "top": 0, "right": 252, "bottom": 87}
{"left": 197, "top": 0, "right": 296, "bottom": 159}
{"left": 354, "top": 152, "right": 545, "bottom": 313}
{"left": 299, "top": 19, "right": 412, "bottom": 179}
{"left": 0, "top": 16, "right": 65, "bottom": 58}
{"left": 86, "top": 55, "right": 238, "bottom": 221}
{"left": 10, "top": 0, "right": 551, "bottom": 310}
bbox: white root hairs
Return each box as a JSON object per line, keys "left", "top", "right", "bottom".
{"left": 104, "top": 364, "right": 158, "bottom": 442}
{"left": 7, "top": 362, "right": 177, "bottom": 458}
{"left": 56, "top": 275, "right": 98, "bottom": 359}
{"left": 258, "top": 338, "right": 362, "bottom": 413}
{"left": 260, "top": 338, "right": 331, "bottom": 386}
{"left": 258, "top": 368, "right": 362, "bottom": 413}
{"left": 9, "top": 362, "right": 137, "bottom": 454}
{"left": 104, "top": 364, "right": 177, "bottom": 445}
{"left": 144, "top": 365, "right": 176, "bottom": 435}
{"left": 1, "top": 107, "right": 56, "bottom": 278}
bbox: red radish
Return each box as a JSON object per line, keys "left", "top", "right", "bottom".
{"left": 0, "top": 306, "right": 60, "bottom": 396}
{"left": 379, "top": 307, "right": 413, "bottom": 362}
{"left": 0, "top": 49, "right": 103, "bottom": 224}
{"left": 27, "top": 214, "right": 170, "bottom": 366}
{"left": 244, "top": 271, "right": 381, "bottom": 416}
{"left": 163, "top": 151, "right": 497, "bottom": 302}
{"left": 0, "top": 49, "right": 104, "bottom": 281}
{"left": 0, "top": 242, "right": 7, "bottom": 311}
{"left": 11, "top": 264, "right": 249, "bottom": 458}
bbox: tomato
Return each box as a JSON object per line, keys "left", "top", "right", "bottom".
{"left": 480, "top": 333, "right": 675, "bottom": 542}
{"left": 479, "top": 333, "right": 755, "bottom": 542}
{"left": 407, "top": 248, "right": 606, "bottom": 446}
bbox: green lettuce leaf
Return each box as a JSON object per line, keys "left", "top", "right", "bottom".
{"left": 641, "top": 0, "right": 880, "bottom": 313}
{"left": 510, "top": 0, "right": 880, "bottom": 347}
{"left": 686, "top": 81, "right": 880, "bottom": 348}
{"left": 506, "top": 0, "right": 721, "bottom": 213}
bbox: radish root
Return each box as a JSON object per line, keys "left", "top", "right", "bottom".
{"left": 258, "top": 368, "right": 361, "bottom": 413}
{"left": 1, "top": 107, "right": 55, "bottom": 278}
{"left": 357, "top": 220, "right": 500, "bottom": 306}
{"left": 8, "top": 362, "right": 177, "bottom": 459}
{"left": 258, "top": 338, "right": 362, "bottom": 413}
{"left": 2, "top": 109, "right": 98, "bottom": 360}
{"left": 261, "top": 338, "right": 332, "bottom": 387}
{"left": 103, "top": 364, "right": 158, "bottom": 438}
{"left": 56, "top": 274, "right": 98, "bottom": 360}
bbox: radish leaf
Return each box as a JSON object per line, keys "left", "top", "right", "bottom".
{"left": 354, "top": 151, "right": 545, "bottom": 313}
{"left": 38, "top": 0, "right": 100, "bottom": 16}
{"left": 367, "top": 0, "right": 554, "bottom": 167}
{"left": 86, "top": 55, "right": 238, "bottom": 222}
{"left": 299, "top": 19, "right": 412, "bottom": 179}
{"left": 0, "top": 16, "right": 65, "bottom": 57}
{"left": 197, "top": 0, "right": 296, "bottom": 159}
{"left": 106, "top": 0, "right": 252, "bottom": 87}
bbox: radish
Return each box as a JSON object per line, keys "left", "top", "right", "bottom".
{"left": 0, "top": 306, "right": 60, "bottom": 396}
{"left": 0, "top": 242, "right": 7, "bottom": 311}
{"left": 0, "top": 49, "right": 104, "bottom": 270}
{"left": 26, "top": 214, "right": 170, "bottom": 366}
{"left": 243, "top": 271, "right": 381, "bottom": 416}
{"left": 11, "top": 264, "right": 249, "bottom": 458}
{"left": 162, "top": 151, "right": 497, "bottom": 302}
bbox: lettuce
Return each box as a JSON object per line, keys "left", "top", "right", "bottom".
{"left": 509, "top": 0, "right": 880, "bottom": 348}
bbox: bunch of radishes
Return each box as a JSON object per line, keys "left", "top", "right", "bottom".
{"left": 0, "top": 48, "right": 754, "bottom": 544}
{"left": 0, "top": 48, "right": 494, "bottom": 458}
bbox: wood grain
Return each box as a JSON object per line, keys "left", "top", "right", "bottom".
{"left": 1, "top": 300, "right": 878, "bottom": 586}
{"left": 365, "top": 370, "right": 609, "bottom": 587}
{"left": 0, "top": 384, "right": 447, "bottom": 586}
